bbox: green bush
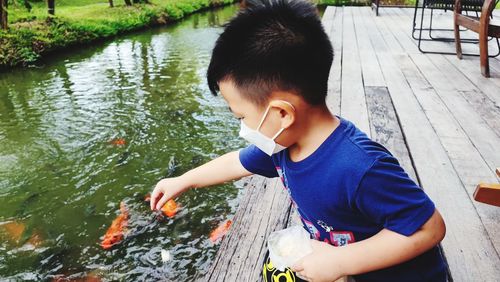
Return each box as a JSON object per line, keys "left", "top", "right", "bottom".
{"left": 0, "top": 0, "right": 239, "bottom": 69}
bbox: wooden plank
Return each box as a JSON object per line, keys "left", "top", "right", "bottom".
{"left": 357, "top": 9, "right": 415, "bottom": 181}
{"left": 394, "top": 8, "right": 500, "bottom": 103}
{"left": 445, "top": 55, "right": 500, "bottom": 102}
{"left": 365, "top": 86, "right": 418, "bottom": 183}
{"left": 362, "top": 8, "right": 500, "bottom": 281}
{"left": 205, "top": 8, "right": 340, "bottom": 281}
{"left": 388, "top": 9, "right": 500, "bottom": 173}
{"left": 390, "top": 9, "right": 500, "bottom": 143}
{"left": 353, "top": 9, "right": 386, "bottom": 87}
{"left": 383, "top": 50, "right": 500, "bottom": 282}
{"left": 395, "top": 8, "right": 487, "bottom": 56}
{"left": 411, "top": 56, "right": 500, "bottom": 179}
{"left": 380, "top": 8, "right": 420, "bottom": 54}
{"left": 205, "top": 7, "right": 500, "bottom": 282}
{"left": 430, "top": 55, "right": 500, "bottom": 140}
{"left": 398, "top": 7, "right": 500, "bottom": 74}
{"left": 325, "top": 6, "right": 342, "bottom": 117}
{"left": 362, "top": 7, "right": 404, "bottom": 54}
{"left": 203, "top": 177, "right": 292, "bottom": 281}
{"left": 400, "top": 52, "right": 500, "bottom": 253}
{"left": 340, "top": 7, "right": 371, "bottom": 138}
{"left": 382, "top": 4, "right": 500, "bottom": 256}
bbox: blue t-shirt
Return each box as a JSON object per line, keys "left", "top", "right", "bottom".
{"left": 239, "top": 115, "right": 447, "bottom": 281}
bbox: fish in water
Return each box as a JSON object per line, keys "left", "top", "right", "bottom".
{"left": 144, "top": 193, "right": 178, "bottom": 218}
{"left": 101, "top": 201, "right": 129, "bottom": 250}
{"left": 209, "top": 220, "right": 232, "bottom": 243}
{"left": 161, "top": 199, "right": 178, "bottom": 218}
{"left": 52, "top": 272, "right": 101, "bottom": 282}
{"left": 116, "top": 151, "right": 130, "bottom": 166}
{"left": 109, "top": 138, "right": 126, "bottom": 146}
{"left": 0, "top": 221, "right": 43, "bottom": 247}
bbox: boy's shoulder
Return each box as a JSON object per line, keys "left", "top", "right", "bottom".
{"left": 332, "top": 116, "right": 394, "bottom": 165}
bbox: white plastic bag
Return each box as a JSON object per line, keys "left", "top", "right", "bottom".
{"left": 267, "top": 225, "right": 313, "bottom": 271}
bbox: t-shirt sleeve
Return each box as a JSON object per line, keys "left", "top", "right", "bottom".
{"left": 238, "top": 145, "right": 279, "bottom": 178}
{"left": 354, "top": 156, "right": 436, "bottom": 236}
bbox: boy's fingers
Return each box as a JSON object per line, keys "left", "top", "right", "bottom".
{"left": 295, "top": 272, "right": 309, "bottom": 281}
{"left": 155, "top": 194, "right": 169, "bottom": 211}
{"left": 291, "top": 261, "right": 304, "bottom": 272}
{"left": 150, "top": 189, "right": 160, "bottom": 210}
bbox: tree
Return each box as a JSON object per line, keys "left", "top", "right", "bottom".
{"left": 47, "top": 0, "right": 54, "bottom": 16}
{"left": 109, "top": 0, "right": 113, "bottom": 7}
{"left": 0, "top": 0, "right": 7, "bottom": 30}
{"left": 22, "top": 0, "right": 32, "bottom": 12}
{"left": 124, "top": 0, "right": 132, "bottom": 6}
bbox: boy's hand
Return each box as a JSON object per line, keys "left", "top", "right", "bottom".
{"left": 149, "top": 151, "right": 251, "bottom": 211}
{"left": 150, "top": 177, "right": 191, "bottom": 211}
{"left": 291, "top": 239, "right": 344, "bottom": 282}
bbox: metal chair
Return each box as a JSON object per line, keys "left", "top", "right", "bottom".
{"left": 412, "top": 0, "right": 500, "bottom": 55}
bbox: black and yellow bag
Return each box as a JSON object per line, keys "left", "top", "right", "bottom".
{"left": 262, "top": 250, "right": 308, "bottom": 282}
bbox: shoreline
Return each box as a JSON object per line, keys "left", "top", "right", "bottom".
{"left": 0, "top": 1, "right": 386, "bottom": 72}
{"left": 0, "top": 1, "right": 238, "bottom": 72}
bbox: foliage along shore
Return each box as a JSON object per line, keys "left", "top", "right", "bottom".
{"left": 0, "top": 0, "right": 375, "bottom": 71}
{"left": 0, "top": 0, "right": 239, "bottom": 71}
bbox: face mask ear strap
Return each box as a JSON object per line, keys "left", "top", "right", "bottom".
{"left": 272, "top": 127, "right": 285, "bottom": 140}
{"left": 256, "top": 105, "right": 272, "bottom": 131}
{"left": 281, "top": 100, "right": 296, "bottom": 112}
{"left": 257, "top": 100, "right": 294, "bottom": 133}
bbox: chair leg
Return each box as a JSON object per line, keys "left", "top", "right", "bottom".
{"left": 417, "top": 5, "right": 426, "bottom": 52}
{"left": 454, "top": 20, "right": 462, "bottom": 59}
{"left": 479, "top": 31, "right": 490, "bottom": 77}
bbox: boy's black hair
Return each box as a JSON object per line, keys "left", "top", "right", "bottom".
{"left": 206, "top": 0, "right": 333, "bottom": 106}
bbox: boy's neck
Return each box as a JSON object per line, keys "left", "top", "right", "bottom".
{"left": 288, "top": 105, "right": 340, "bottom": 162}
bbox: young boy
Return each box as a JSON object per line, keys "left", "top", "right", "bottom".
{"left": 150, "top": 0, "right": 448, "bottom": 281}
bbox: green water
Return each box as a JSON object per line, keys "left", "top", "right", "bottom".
{"left": 0, "top": 4, "right": 327, "bottom": 281}
{"left": 0, "top": 5, "right": 246, "bottom": 281}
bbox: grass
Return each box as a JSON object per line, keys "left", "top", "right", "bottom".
{"left": 1, "top": 0, "right": 495, "bottom": 69}
{"left": 0, "top": 0, "right": 236, "bottom": 69}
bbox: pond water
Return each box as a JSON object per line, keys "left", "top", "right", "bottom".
{"left": 0, "top": 4, "right": 326, "bottom": 281}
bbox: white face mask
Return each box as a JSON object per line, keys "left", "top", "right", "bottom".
{"left": 238, "top": 102, "right": 294, "bottom": 156}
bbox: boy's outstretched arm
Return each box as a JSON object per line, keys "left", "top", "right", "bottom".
{"left": 150, "top": 150, "right": 252, "bottom": 211}
{"left": 292, "top": 209, "right": 446, "bottom": 282}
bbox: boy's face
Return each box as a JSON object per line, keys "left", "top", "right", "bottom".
{"left": 218, "top": 79, "right": 296, "bottom": 147}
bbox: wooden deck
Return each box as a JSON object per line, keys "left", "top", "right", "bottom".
{"left": 204, "top": 7, "right": 500, "bottom": 282}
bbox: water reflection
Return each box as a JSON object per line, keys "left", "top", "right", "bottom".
{"left": 0, "top": 5, "right": 244, "bottom": 281}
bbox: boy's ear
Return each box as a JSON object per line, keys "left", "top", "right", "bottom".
{"left": 269, "top": 100, "right": 295, "bottom": 129}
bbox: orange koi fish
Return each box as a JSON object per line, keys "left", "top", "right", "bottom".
{"left": 209, "top": 220, "right": 232, "bottom": 243}
{"left": 144, "top": 193, "right": 178, "bottom": 218}
{"left": 161, "top": 199, "right": 178, "bottom": 218}
{"left": 52, "top": 272, "right": 101, "bottom": 282}
{"left": 109, "top": 138, "right": 126, "bottom": 146}
{"left": 0, "top": 221, "right": 42, "bottom": 247}
{"left": 52, "top": 273, "right": 101, "bottom": 282}
{"left": 101, "top": 201, "right": 128, "bottom": 250}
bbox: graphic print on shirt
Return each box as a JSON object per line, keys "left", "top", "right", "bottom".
{"left": 301, "top": 217, "right": 321, "bottom": 240}
{"left": 330, "top": 231, "right": 355, "bottom": 246}
{"left": 317, "top": 220, "right": 334, "bottom": 232}
{"left": 316, "top": 219, "right": 356, "bottom": 246}
{"left": 277, "top": 166, "right": 356, "bottom": 246}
